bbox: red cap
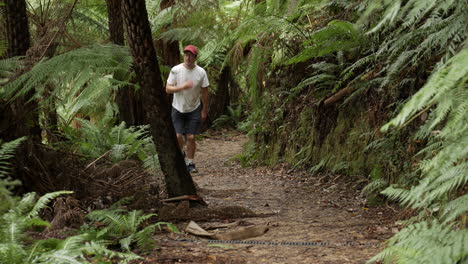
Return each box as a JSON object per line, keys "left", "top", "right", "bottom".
{"left": 183, "top": 45, "right": 198, "bottom": 56}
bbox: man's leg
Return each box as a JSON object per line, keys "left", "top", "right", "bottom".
{"left": 186, "top": 105, "right": 201, "bottom": 173}
{"left": 186, "top": 134, "right": 196, "bottom": 160}
{"left": 176, "top": 133, "right": 185, "bottom": 151}
{"left": 172, "top": 107, "right": 186, "bottom": 153}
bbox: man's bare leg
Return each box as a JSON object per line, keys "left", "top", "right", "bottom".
{"left": 176, "top": 133, "right": 185, "bottom": 152}
{"left": 186, "top": 134, "right": 196, "bottom": 160}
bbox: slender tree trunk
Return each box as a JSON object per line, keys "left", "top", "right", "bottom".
{"left": 2, "top": 0, "right": 30, "bottom": 57}
{"left": 0, "top": 0, "right": 39, "bottom": 142}
{"left": 158, "top": 0, "right": 180, "bottom": 68}
{"left": 204, "top": 66, "right": 231, "bottom": 130}
{"left": 156, "top": 0, "right": 180, "bottom": 108}
{"left": 0, "top": 0, "right": 47, "bottom": 194}
{"left": 105, "top": 0, "right": 146, "bottom": 126}
{"left": 105, "top": 0, "right": 125, "bottom": 45}
{"left": 121, "top": 0, "right": 196, "bottom": 197}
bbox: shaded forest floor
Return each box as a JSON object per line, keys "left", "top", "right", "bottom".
{"left": 147, "top": 131, "right": 400, "bottom": 264}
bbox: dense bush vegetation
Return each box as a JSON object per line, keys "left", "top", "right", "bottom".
{"left": 0, "top": 0, "right": 466, "bottom": 263}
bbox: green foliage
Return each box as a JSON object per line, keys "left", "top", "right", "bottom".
{"left": 1, "top": 44, "right": 132, "bottom": 126}
{"left": 380, "top": 49, "right": 467, "bottom": 214}
{"left": 63, "top": 106, "right": 156, "bottom": 164}
{"left": 0, "top": 57, "right": 22, "bottom": 86}
{"left": 0, "top": 145, "right": 140, "bottom": 264}
{"left": 213, "top": 104, "right": 243, "bottom": 129}
{"left": 84, "top": 208, "right": 179, "bottom": 253}
{"left": 0, "top": 137, "right": 26, "bottom": 212}
{"left": 358, "top": 1, "right": 468, "bottom": 263}
{"left": 288, "top": 20, "right": 364, "bottom": 64}
{"left": 0, "top": 191, "right": 116, "bottom": 264}
{"left": 369, "top": 220, "right": 468, "bottom": 264}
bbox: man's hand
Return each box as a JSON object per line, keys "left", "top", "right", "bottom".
{"left": 182, "top": 80, "right": 193, "bottom": 90}
{"left": 166, "top": 80, "right": 193, "bottom": 94}
{"left": 201, "top": 109, "right": 207, "bottom": 122}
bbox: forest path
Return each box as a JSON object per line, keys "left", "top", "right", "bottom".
{"left": 151, "top": 132, "right": 398, "bottom": 264}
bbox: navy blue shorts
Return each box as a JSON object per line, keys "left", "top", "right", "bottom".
{"left": 171, "top": 105, "right": 201, "bottom": 135}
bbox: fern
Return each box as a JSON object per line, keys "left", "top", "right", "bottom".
{"left": 380, "top": 50, "right": 467, "bottom": 210}
{"left": 0, "top": 137, "right": 26, "bottom": 204}
{"left": 360, "top": 1, "right": 468, "bottom": 263}
{"left": 362, "top": 178, "right": 389, "bottom": 196}
{"left": 84, "top": 207, "right": 177, "bottom": 253}
{"left": 368, "top": 220, "right": 468, "bottom": 264}
{"left": 64, "top": 108, "right": 154, "bottom": 163}
{"left": 1, "top": 44, "right": 133, "bottom": 131}
{"left": 28, "top": 191, "right": 74, "bottom": 218}
{"left": 0, "top": 137, "right": 26, "bottom": 212}
{"left": 288, "top": 20, "right": 364, "bottom": 64}
{"left": 0, "top": 137, "right": 26, "bottom": 178}
{"left": 212, "top": 105, "right": 243, "bottom": 129}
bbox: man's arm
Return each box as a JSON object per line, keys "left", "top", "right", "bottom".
{"left": 201, "top": 86, "right": 209, "bottom": 121}
{"left": 166, "top": 80, "right": 193, "bottom": 94}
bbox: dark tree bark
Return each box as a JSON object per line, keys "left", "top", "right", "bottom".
{"left": 204, "top": 66, "right": 231, "bottom": 130}
{"left": 156, "top": 0, "right": 180, "bottom": 108}
{"left": 105, "top": 0, "right": 146, "bottom": 126}
{"left": 105, "top": 0, "right": 125, "bottom": 45}
{"left": 2, "top": 0, "right": 30, "bottom": 57}
{"left": 0, "top": 0, "right": 39, "bottom": 142}
{"left": 121, "top": 0, "right": 196, "bottom": 197}
{"left": 0, "top": 0, "right": 46, "bottom": 194}
{"left": 158, "top": 0, "right": 180, "bottom": 68}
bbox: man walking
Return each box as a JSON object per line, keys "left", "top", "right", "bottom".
{"left": 166, "top": 45, "right": 209, "bottom": 173}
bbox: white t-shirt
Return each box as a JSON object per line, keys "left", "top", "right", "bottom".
{"left": 167, "top": 63, "right": 209, "bottom": 113}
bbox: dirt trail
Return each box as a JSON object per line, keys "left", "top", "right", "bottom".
{"left": 150, "top": 132, "right": 398, "bottom": 264}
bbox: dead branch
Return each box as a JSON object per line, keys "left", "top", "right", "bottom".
{"left": 323, "top": 86, "right": 353, "bottom": 106}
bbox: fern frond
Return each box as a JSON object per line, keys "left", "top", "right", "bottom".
{"left": 442, "top": 194, "right": 468, "bottom": 224}
{"left": 368, "top": 220, "right": 468, "bottom": 264}
{"left": 34, "top": 249, "right": 86, "bottom": 264}
{"left": 246, "top": 45, "right": 265, "bottom": 106}
{"left": 28, "top": 191, "right": 73, "bottom": 218}
{"left": 134, "top": 226, "right": 155, "bottom": 253}
{"left": 82, "top": 241, "right": 140, "bottom": 264}
{"left": 1, "top": 214, "right": 24, "bottom": 244}
{"left": 382, "top": 48, "right": 467, "bottom": 131}
{"left": 288, "top": 20, "right": 364, "bottom": 64}
{"left": 0, "top": 242, "right": 27, "bottom": 264}
{"left": 362, "top": 178, "right": 389, "bottom": 196}
{"left": 0, "top": 137, "right": 26, "bottom": 178}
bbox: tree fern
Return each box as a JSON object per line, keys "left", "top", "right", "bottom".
{"left": 381, "top": 50, "right": 467, "bottom": 210}
{"left": 368, "top": 220, "right": 468, "bottom": 264}
{"left": 1, "top": 44, "right": 133, "bottom": 128}
{"left": 360, "top": 1, "right": 468, "bottom": 263}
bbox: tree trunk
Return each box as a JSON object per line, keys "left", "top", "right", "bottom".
{"left": 0, "top": 0, "right": 46, "bottom": 194}
{"left": 0, "top": 0, "right": 39, "bottom": 142}
{"left": 156, "top": 0, "right": 180, "bottom": 108}
{"left": 105, "top": 0, "right": 146, "bottom": 126}
{"left": 204, "top": 66, "right": 231, "bottom": 130}
{"left": 121, "top": 0, "right": 196, "bottom": 197}
{"left": 2, "top": 0, "right": 30, "bottom": 57}
{"left": 105, "top": 0, "right": 125, "bottom": 45}
{"left": 158, "top": 0, "right": 180, "bottom": 68}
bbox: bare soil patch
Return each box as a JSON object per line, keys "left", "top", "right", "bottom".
{"left": 150, "top": 131, "right": 399, "bottom": 264}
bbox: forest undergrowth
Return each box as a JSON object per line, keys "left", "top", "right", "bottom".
{"left": 0, "top": 0, "right": 466, "bottom": 263}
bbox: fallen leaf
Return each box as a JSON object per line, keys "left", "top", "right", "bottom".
{"left": 207, "top": 244, "right": 234, "bottom": 249}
